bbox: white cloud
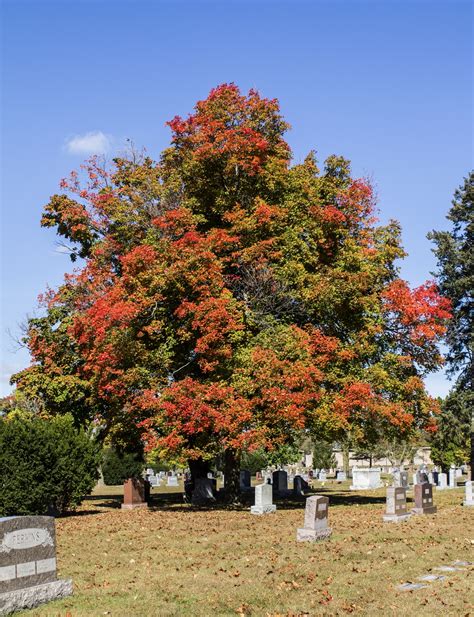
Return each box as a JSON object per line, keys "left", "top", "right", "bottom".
{"left": 65, "top": 131, "right": 111, "bottom": 155}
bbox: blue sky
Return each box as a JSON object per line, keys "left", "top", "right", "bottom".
{"left": 1, "top": 0, "right": 472, "bottom": 397}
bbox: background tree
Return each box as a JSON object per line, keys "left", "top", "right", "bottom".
{"left": 428, "top": 172, "right": 473, "bottom": 474}
{"left": 312, "top": 439, "right": 336, "bottom": 471}
{"left": 13, "top": 85, "right": 451, "bottom": 502}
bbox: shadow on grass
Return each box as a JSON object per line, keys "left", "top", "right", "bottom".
{"left": 60, "top": 508, "right": 105, "bottom": 518}
{"left": 81, "top": 488, "right": 387, "bottom": 514}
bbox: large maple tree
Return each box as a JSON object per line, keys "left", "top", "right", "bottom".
{"left": 13, "top": 85, "right": 450, "bottom": 500}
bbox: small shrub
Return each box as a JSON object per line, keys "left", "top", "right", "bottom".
{"left": 0, "top": 413, "right": 101, "bottom": 516}
{"left": 101, "top": 448, "right": 144, "bottom": 485}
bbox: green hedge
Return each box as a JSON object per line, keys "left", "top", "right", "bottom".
{"left": 0, "top": 413, "right": 101, "bottom": 516}
{"left": 101, "top": 448, "right": 144, "bottom": 485}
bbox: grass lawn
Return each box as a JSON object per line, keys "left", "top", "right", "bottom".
{"left": 22, "top": 480, "right": 473, "bottom": 616}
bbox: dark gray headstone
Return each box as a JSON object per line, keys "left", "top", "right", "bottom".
{"left": 293, "top": 475, "right": 310, "bottom": 496}
{"left": 272, "top": 470, "right": 288, "bottom": 493}
{"left": 239, "top": 470, "right": 251, "bottom": 490}
{"left": 191, "top": 478, "right": 216, "bottom": 505}
{"left": 0, "top": 516, "right": 72, "bottom": 614}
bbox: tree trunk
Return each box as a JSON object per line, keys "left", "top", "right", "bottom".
{"left": 342, "top": 442, "right": 350, "bottom": 478}
{"left": 188, "top": 458, "right": 210, "bottom": 491}
{"left": 223, "top": 448, "right": 241, "bottom": 503}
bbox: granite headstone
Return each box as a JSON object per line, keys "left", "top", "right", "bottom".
{"left": 272, "top": 470, "right": 288, "bottom": 493}
{"left": 412, "top": 483, "right": 437, "bottom": 515}
{"left": 250, "top": 483, "right": 276, "bottom": 515}
{"left": 383, "top": 487, "right": 411, "bottom": 522}
{"left": 293, "top": 475, "right": 310, "bottom": 497}
{"left": 0, "top": 516, "right": 72, "bottom": 615}
{"left": 240, "top": 470, "right": 251, "bottom": 490}
{"left": 296, "top": 496, "right": 332, "bottom": 542}
{"left": 463, "top": 481, "right": 474, "bottom": 507}
{"left": 122, "top": 478, "right": 150, "bottom": 509}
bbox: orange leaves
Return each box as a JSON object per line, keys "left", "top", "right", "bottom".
{"left": 332, "top": 382, "right": 377, "bottom": 423}
{"left": 337, "top": 178, "right": 376, "bottom": 222}
{"left": 141, "top": 378, "right": 255, "bottom": 458}
{"left": 175, "top": 294, "right": 243, "bottom": 373}
{"left": 165, "top": 84, "right": 291, "bottom": 213}
{"left": 383, "top": 279, "right": 452, "bottom": 345}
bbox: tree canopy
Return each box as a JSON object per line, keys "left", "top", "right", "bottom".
{"left": 428, "top": 171, "right": 474, "bottom": 470}
{"left": 13, "top": 85, "right": 451, "bottom": 493}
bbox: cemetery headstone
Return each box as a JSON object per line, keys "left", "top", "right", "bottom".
{"left": 122, "top": 478, "right": 150, "bottom": 509}
{"left": 0, "top": 516, "right": 72, "bottom": 615}
{"left": 336, "top": 471, "right": 346, "bottom": 482}
{"left": 167, "top": 475, "right": 179, "bottom": 487}
{"left": 293, "top": 475, "right": 310, "bottom": 497}
{"left": 148, "top": 475, "right": 161, "bottom": 488}
{"left": 455, "top": 468, "right": 463, "bottom": 478}
{"left": 448, "top": 467, "right": 456, "bottom": 489}
{"left": 272, "top": 470, "right": 288, "bottom": 494}
{"left": 432, "top": 471, "right": 439, "bottom": 485}
{"left": 428, "top": 472, "right": 434, "bottom": 485}
{"left": 437, "top": 472, "right": 447, "bottom": 490}
{"left": 191, "top": 478, "right": 215, "bottom": 505}
{"left": 383, "top": 487, "right": 411, "bottom": 522}
{"left": 240, "top": 470, "right": 251, "bottom": 491}
{"left": 392, "top": 469, "right": 409, "bottom": 488}
{"left": 463, "top": 481, "right": 474, "bottom": 507}
{"left": 350, "top": 468, "right": 382, "bottom": 490}
{"left": 318, "top": 471, "right": 327, "bottom": 481}
{"left": 412, "top": 483, "right": 437, "bottom": 515}
{"left": 296, "top": 496, "right": 332, "bottom": 542}
{"left": 251, "top": 483, "right": 277, "bottom": 515}
{"left": 416, "top": 468, "right": 429, "bottom": 484}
